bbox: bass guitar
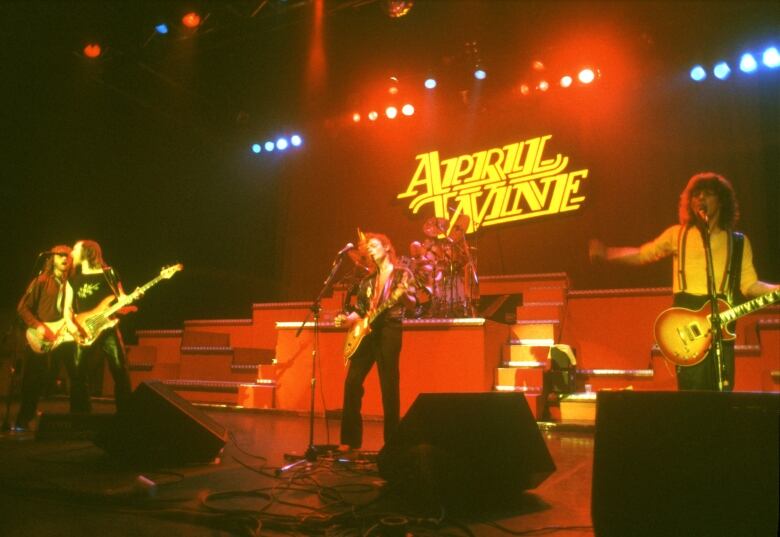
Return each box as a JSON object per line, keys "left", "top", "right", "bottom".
{"left": 26, "top": 264, "right": 183, "bottom": 352}
{"left": 654, "top": 289, "right": 780, "bottom": 366}
{"left": 343, "top": 283, "right": 408, "bottom": 363}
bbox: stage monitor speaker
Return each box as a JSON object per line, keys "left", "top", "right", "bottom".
{"left": 592, "top": 391, "right": 779, "bottom": 537}
{"left": 377, "top": 392, "right": 555, "bottom": 513}
{"left": 94, "top": 381, "right": 228, "bottom": 466}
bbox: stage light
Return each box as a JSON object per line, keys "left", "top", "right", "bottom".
{"left": 290, "top": 134, "right": 302, "bottom": 147}
{"left": 560, "top": 75, "right": 573, "bottom": 88}
{"left": 385, "top": 106, "right": 398, "bottom": 119}
{"left": 155, "top": 24, "right": 169, "bottom": 35}
{"left": 424, "top": 78, "right": 437, "bottom": 89}
{"left": 381, "top": 0, "right": 415, "bottom": 19}
{"left": 83, "top": 43, "right": 101, "bottom": 58}
{"left": 474, "top": 69, "right": 487, "bottom": 80}
{"left": 739, "top": 53, "right": 758, "bottom": 73}
{"left": 401, "top": 103, "right": 415, "bottom": 116}
{"left": 182, "top": 12, "right": 201, "bottom": 28}
{"left": 251, "top": 144, "right": 262, "bottom": 154}
{"left": 578, "top": 68, "right": 595, "bottom": 84}
{"left": 368, "top": 111, "right": 378, "bottom": 121}
{"left": 763, "top": 46, "right": 780, "bottom": 68}
{"left": 276, "top": 137, "right": 289, "bottom": 150}
{"left": 690, "top": 65, "right": 707, "bottom": 82}
{"left": 713, "top": 61, "right": 731, "bottom": 80}
{"left": 538, "top": 80, "right": 549, "bottom": 92}
{"left": 532, "top": 60, "right": 545, "bottom": 71}
{"left": 519, "top": 84, "right": 530, "bottom": 96}
{"left": 352, "top": 112, "right": 361, "bottom": 123}
{"left": 264, "top": 141, "right": 275, "bottom": 151}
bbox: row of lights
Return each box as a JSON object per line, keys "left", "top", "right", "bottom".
{"left": 352, "top": 104, "right": 416, "bottom": 123}
{"left": 250, "top": 134, "right": 303, "bottom": 155}
{"left": 690, "top": 46, "right": 780, "bottom": 81}
{"left": 83, "top": 11, "right": 203, "bottom": 58}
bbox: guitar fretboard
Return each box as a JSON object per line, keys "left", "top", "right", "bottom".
{"left": 720, "top": 290, "right": 780, "bottom": 324}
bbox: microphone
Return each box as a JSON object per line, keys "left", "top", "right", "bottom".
{"left": 38, "top": 251, "right": 56, "bottom": 257}
{"left": 337, "top": 243, "right": 355, "bottom": 256}
{"left": 696, "top": 206, "right": 709, "bottom": 222}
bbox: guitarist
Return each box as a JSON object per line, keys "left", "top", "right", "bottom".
{"left": 590, "top": 172, "right": 779, "bottom": 390}
{"left": 62, "top": 240, "right": 132, "bottom": 415}
{"left": 13, "top": 245, "right": 74, "bottom": 432}
{"left": 334, "top": 233, "right": 415, "bottom": 451}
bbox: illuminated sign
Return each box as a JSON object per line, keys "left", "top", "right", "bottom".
{"left": 397, "top": 134, "right": 588, "bottom": 233}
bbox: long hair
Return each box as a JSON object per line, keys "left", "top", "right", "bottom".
{"left": 78, "top": 240, "right": 106, "bottom": 269}
{"left": 40, "top": 244, "right": 72, "bottom": 277}
{"left": 678, "top": 172, "right": 739, "bottom": 229}
{"left": 360, "top": 232, "right": 397, "bottom": 266}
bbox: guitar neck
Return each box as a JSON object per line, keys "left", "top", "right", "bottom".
{"left": 719, "top": 290, "right": 780, "bottom": 324}
{"left": 366, "top": 286, "right": 406, "bottom": 324}
{"left": 101, "top": 274, "right": 167, "bottom": 317}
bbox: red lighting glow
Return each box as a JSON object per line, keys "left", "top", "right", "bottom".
{"left": 182, "top": 12, "right": 201, "bottom": 28}
{"left": 519, "top": 84, "right": 530, "bottom": 96}
{"left": 385, "top": 106, "right": 398, "bottom": 119}
{"left": 83, "top": 43, "right": 101, "bottom": 58}
{"left": 368, "top": 111, "right": 378, "bottom": 121}
{"left": 352, "top": 112, "right": 361, "bottom": 123}
{"left": 538, "top": 80, "right": 550, "bottom": 92}
{"left": 560, "top": 75, "right": 573, "bottom": 88}
{"left": 578, "top": 68, "right": 596, "bottom": 84}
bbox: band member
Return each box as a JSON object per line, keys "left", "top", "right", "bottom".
{"left": 63, "top": 240, "right": 132, "bottom": 414}
{"left": 590, "top": 172, "right": 779, "bottom": 390}
{"left": 13, "top": 245, "right": 73, "bottom": 431}
{"left": 335, "top": 233, "right": 415, "bottom": 451}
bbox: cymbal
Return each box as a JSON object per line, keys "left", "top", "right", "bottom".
{"left": 423, "top": 217, "right": 449, "bottom": 238}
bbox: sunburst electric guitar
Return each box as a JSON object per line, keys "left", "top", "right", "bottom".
{"left": 25, "top": 264, "right": 183, "bottom": 353}
{"left": 342, "top": 283, "right": 408, "bottom": 363}
{"left": 654, "top": 289, "right": 780, "bottom": 366}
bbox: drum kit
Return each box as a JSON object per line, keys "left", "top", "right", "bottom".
{"left": 401, "top": 215, "right": 479, "bottom": 318}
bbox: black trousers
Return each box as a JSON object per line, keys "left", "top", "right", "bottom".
{"left": 340, "top": 321, "right": 401, "bottom": 449}
{"left": 15, "top": 343, "right": 73, "bottom": 427}
{"left": 65, "top": 329, "right": 132, "bottom": 414}
{"left": 673, "top": 293, "right": 735, "bottom": 391}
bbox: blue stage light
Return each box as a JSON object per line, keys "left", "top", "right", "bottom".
{"left": 739, "top": 53, "right": 758, "bottom": 73}
{"left": 251, "top": 143, "right": 261, "bottom": 154}
{"left": 290, "top": 134, "right": 302, "bottom": 147}
{"left": 474, "top": 69, "right": 487, "bottom": 80}
{"left": 155, "top": 24, "right": 169, "bottom": 35}
{"left": 264, "top": 141, "right": 275, "bottom": 152}
{"left": 276, "top": 138, "right": 289, "bottom": 151}
{"left": 690, "top": 65, "right": 707, "bottom": 81}
{"left": 713, "top": 61, "right": 731, "bottom": 80}
{"left": 763, "top": 46, "right": 780, "bottom": 68}
{"left": 424, "top": 78, "right": 437, "bottom": 89}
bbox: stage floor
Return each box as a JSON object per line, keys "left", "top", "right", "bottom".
{"left": 0, "top": 398, "right": 594, "bottom": 537}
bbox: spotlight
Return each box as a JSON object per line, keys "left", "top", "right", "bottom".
{"left": 690, "top": 65, "right": 707, "bottom": 82}
{"left": 251, "top": 144, "right": 262, "bottom": 154}
{"left": 538, "top": 80, "right": 550, "bottom": 92}
{"left": 290, "top": 134, "right": 303, "bottom": 147}
{"left": 578, "top": 68, "right": 595, "bottom": 84}
{"left": 532, "top": 60, "right": 545, "bottom": 71}
{"left": 155, "top": 24, "right": 169, "bottom": 35}
{"left": 368, "top": 111, "right": 378, "bottom": 121}
{"left": 182, "top": 12, "right": 201, "bottom": 29}
{"left": 519, "top": 84, "right": 530, "bottom": 96}
{"left": 381, "top": 0, "right": 415, "bottom": 19}
{"left": 83, "top": 43, "right": 102, "bottom": 58}
{"left": 713, "top": 61, "right": 731, "bottom": 80}
{"left": 264, "top": 141, "right": 275, "bottom": 152}
{"left": 424, "top": 78, "right": 437, "bottom": 89}
{"left": 276, "top": 138, "right": 289, "bottom": 151}
{"left": 401, "top": 103, "right": 415, "bottom": 116}
{"left": 385, "top": 106, "right": 398, "bottom": 119}
{"left": 762, "top": 46, "right": 780, "bottom": 68}
{"left": 352, "top": 112, "right": 361, "bottom": 123}
{"left": 739, "top": 53, "right": 758, "bottom": 73}
{"left": 474, "top": 69, "right": 487, "bottom": 80}
{"left": 560, "top": 75, "right": 573, "bottom": 88}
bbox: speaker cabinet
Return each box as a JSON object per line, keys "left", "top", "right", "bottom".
{"left": 377, "top": 392, "right": 555, "bottom": 513}
{"left": 95, "top": 381, "right": 228, "bottom": 465}
{"left": 592, "top": 391, "right": 779, "bottom": 537}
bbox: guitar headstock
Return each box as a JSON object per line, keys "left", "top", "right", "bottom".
{"left": 160, "top": 263, "right": 184, "bottom": 279}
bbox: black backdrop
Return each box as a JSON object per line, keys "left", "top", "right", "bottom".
{"left": 2, "top": 1, "right": 778, "bottom": 335}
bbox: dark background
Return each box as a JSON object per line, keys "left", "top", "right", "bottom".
{"left": 2, "top": 1, "right": 778, "bottom": 336}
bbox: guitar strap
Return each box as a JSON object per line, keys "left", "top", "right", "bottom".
{"left": 726, "top": 231, "right": 744, "bottom": 304}
{"left": 102, "top": 266, "right": 121, "bottom": 298}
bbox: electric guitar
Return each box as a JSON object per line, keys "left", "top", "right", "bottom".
{"left": 26, "top": 264, "right": 183, "bottom": 353}
{"left": 343, "top": 283, "right": 408, "bottom": 363}
{"left": 654, "top": 289, "right": 780, "bottom": 366}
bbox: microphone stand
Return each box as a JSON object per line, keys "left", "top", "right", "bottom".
{"left": 698, "top": 218, "right": 726, "bottom": 391}
{"left": 277, "top": 252, "right": 346, "bottom": 474}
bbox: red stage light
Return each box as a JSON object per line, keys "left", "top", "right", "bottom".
{"left": 578, "top": 68, "right": 596, "bottom": 84}
{"left": 182, "top": 12, "right": 201, "bottom": 28}
{"left": 538, "top": 80, "right": 550, "bottom": 92}
{"left": 352, "top": 112, "right": 361, "bottom": 123}
{"left": 368, "top": 111, "right": 378, "bottom": 121}
{"left": 519, "top": 84, "right": 530, "bottom": 96}
{"left": 560, "top": 75, "right": 573, "bottom": 88}
{"left": 83, "top": 43, "right": 101, "bottom": 58}
{"left": 401, "top": 104, "right": 414, "bottom": 116}
{"left": 385, "top": 106, "right": 398, "bottom": 119}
